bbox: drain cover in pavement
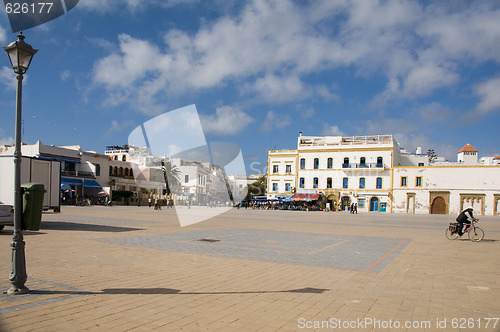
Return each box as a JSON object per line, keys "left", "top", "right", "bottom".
{"left": 197, "top": 238, "right": 221, "bottom": 242}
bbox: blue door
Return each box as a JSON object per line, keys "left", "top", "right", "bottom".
{"left": 370, "top": 197, "right": 379, "bottom": 212}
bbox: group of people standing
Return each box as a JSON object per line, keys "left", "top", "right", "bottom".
{"left": 142, "top": 197, "right": 173, "bottom": 210}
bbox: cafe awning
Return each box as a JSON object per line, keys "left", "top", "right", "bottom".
{"left": 292, "top": 193, "right": 320, "bottom": 202}
{"left": 61, "top": 177, "right": 102, "bottom": 189}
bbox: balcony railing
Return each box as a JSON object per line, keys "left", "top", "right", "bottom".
{"left": 342, "top": 163, "right": 387, "bottom": 169}
{"left": 61, "top": 170, "right": 96, "bottom": 179}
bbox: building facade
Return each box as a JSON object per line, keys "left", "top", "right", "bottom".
{"left": 267, "top": 134, "right": 500, "bottom": 215}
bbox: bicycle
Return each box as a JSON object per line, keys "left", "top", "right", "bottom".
{"left": 446, "top": 219, "right": 484, "bottom": 242}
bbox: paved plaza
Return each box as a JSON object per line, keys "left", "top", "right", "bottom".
{"left": 1, "top": 206, "right": 499, "bottom": 331}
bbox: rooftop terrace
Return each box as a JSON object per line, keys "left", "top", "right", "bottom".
{"left": 298, "top": 135, "right": 395, "bottom": 148}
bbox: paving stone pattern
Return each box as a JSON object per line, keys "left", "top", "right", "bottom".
{"left": 0, "top": 206, "right": 499, "bottom": 331}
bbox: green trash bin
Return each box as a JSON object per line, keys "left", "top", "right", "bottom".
{"left": 21, "top": 183, "right": 45, "bottom": 231}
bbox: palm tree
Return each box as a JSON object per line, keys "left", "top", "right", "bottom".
{"left": 161, "top": 160, "right": 181, "bottom": 195}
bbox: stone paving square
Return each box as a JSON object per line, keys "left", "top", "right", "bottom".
{"left": 0, "top": 206, "right": 499, "bottom": 331}
{"left": 98, "top": 228, "right": 410, "bottom": 272}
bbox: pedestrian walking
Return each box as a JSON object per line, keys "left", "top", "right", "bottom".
{"left": 148, "top": 197, "right": 152, "bottom": 208}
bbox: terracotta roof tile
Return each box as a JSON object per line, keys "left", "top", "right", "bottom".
{"left": 458, "top": 144, "right": 478, "bottom": 153}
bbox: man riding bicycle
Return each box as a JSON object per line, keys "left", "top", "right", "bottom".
{"left": 456, "top": 207, "right": 477, "bottom": 237}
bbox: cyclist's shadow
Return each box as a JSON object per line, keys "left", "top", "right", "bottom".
{"left": 458, "top": 238, "right": 498, "bottom": 242}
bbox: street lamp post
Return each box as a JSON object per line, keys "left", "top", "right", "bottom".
{"left": 4, "top": 32, "right": 38, "bottom": 295}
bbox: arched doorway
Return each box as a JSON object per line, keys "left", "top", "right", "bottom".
{"left": 407, "top": 194, "right": 415, "bottom": 214}
{"left": 327, "top": 194, "right": 337, "bottom": 211}
{"left": 431, "top": 196, "right": 447, "bottom": 214}
{"left": 370, "top": 197, "right": 379, "bottom": 212}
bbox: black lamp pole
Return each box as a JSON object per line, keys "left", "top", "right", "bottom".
{"left": 4, "top": 32, "right": 38, "bottom": 295}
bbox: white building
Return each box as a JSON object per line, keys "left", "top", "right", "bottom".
{"left": 267, "top": 134, "right": 500, "bottom": 215}
{"left": 0, "top": 141, "right": 163, "bottom": 205}
{"left": 106, "top": 146, "right": 237, "bottom": 206}
{"left": 1, "top": 141, "right": 112, "bottom": 203}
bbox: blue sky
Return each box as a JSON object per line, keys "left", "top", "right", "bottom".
{"left": 1, "top": 0, "right": 499, "bottom": 175}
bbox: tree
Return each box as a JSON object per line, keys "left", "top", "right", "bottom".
{"left": 246, "top": 174, "right": 267, "bottom": 199}
{"left": 161, "top": 160, "right": 181, "bottom": 195}
{"left": 427, "top": 149, "right": 437, "bottom": 164}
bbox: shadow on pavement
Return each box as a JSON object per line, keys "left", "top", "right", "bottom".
{"left": 39, "top": 221, "right": 144, "bottom": 233}
{"left": 29, "top": 287, "right": 329, "bottom": 296}
{"left": 101, "top": 287, "right": 329, "bottom": 295}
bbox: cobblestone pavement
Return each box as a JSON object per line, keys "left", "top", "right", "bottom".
{"left": 1, "top": 206, "right": 499, "bottom": 331}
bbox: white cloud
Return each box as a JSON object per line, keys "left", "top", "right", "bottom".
{"left": 394, "top": 133, "right": 458, "bottom": 162}
{"left": 0, "top": 136, "right": 14, "bottom": 145}
{"left": 109, "top": 120, "right": 135, "bottom": 133}
{"left": 322, "top": 125, "right": 345, "bottom": 137}
{"left": 79, "top": 0, "right": 200, "bottom": 12}
{"left": 401, "top": 63, "right": 459, "bottom": 98}
{"left": 316, "top": 85, "right": 338, "bottom": 101}
{"left": 418, "top": 3, "right": 500, "bottom": 63}
{"left": 260, "top": 110, "right": 291, "bottom": 133}
{"left": 79, "top": 0, "right": 157, "bottom": 12}
{"left": 104, "top": 119, "right": 136, "bottom": 138}
{"left": 246, "top": 74, "right": 309, "bottom": 103}
{"left": 200, "top": 106, "right": 254, "bottom": 136}
{"left": 93, "top": 34, "right": 162, "bottom": 88}
{"left": 473, "top": 76, "right": 500, "bottom": 115}
{"left": 0, "top": 66, "right": 17, "bottom": 90}
{"left": 0, "top": 25, "right": 6, "bottom": 43}
{"left": 167, "top": 144, "right": 183, "bottom": 156}
{"left": 60, "top": 70, "right": 70, "bottom": 81}
{"left": 90, "top": 1, "right": 500, "bottom": 112}
{"left": 301, "top": 107, "right": 316, "bottom": 119}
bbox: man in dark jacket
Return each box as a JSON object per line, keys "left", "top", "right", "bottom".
{"left": 456, "top": 207, "right": 476, "bottom": 237}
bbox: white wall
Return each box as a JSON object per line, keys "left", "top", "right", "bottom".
{"left": 393, "top": 166, "right": 500, "bottom": 215}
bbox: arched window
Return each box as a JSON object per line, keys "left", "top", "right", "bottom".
{"left": 359, "top": 177, "right": 365, "bottom": 189}
{"left": 360, "top": 157, "right": 366, "bottom": 167}
{"left": 300, "top": 158, "right": 305, "bottom": 169}
{"left": 122, "top": 155, "right": 126, "bottom": 161}
{"left": 299, "top": 177, "right": 305, "bottom": 188}
{"left": 343, "top": 157, "right": 349, "bottom": 168}
{"left": 377, "top": 157, "right": 383, "bottom": 168}
{"left": 343, "top": 177, "right": 348, "bottom": 189}
{"left": 376, "top": 177, "right": 382, "bottom": 189}
{"left": 314, "top": 158, "right": 319, "bottom": 169}
{"left": 327, "top": 177, "right": 332, "bottom": 188}
{"left": 313, "top": 177, "right": 319, "bottom": 188}
{"left": 327, "top": 158, "right": 333, "bottom": 169}
{"left": 124, "top": 168, "right": 129, "bottom": 176}
{"left": 109, "top": 166, "right": 113, "bottom": 176}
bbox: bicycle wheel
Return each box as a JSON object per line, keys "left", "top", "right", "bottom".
{"left": 468, "top": 227, "right": 484, "bottom": 242}
{"left": 445, "top": 228, "right": 459, "bottom": 240}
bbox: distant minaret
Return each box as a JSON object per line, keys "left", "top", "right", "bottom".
{"left": 457, "top": 144, "right": 478, "bottom": 164}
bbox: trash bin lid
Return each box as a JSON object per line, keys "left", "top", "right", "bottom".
{"left": 21, "top": 183, "right": 46, "bottom": 191}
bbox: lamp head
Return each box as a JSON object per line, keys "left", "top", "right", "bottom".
{"left": 3, "top": 32, "right": 38, "bottom": 74}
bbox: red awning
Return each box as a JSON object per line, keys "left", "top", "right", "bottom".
{"left": 292, "top": 193, "right": 321, "bottom": 202}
